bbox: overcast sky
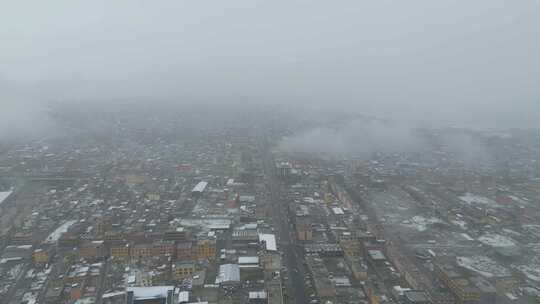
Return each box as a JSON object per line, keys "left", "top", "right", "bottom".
{"left": 2, "top": 1, "right": 540, "bottom": 129}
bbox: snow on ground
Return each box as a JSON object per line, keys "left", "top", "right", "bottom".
{"left": 22, "top": 292, "right": 37, "bottom": 304}
{"left": 460, "top": 233, "right": 475, "bottom": 241}
{"left": 0, "top": 190, "right": 13, "bottom": 205}
{"left": 478, "top": 233, "right": 517, "bottom": 248}
{"left": 509, "top": 195, "right": 530, "bottom": 206}
{"left": 524, "top": 225, "right": 540, "bottom": 238}
{"left": 451, "top": 220, "right": 467, "bottom": 230}
{"left": 7, "top": 263, "right": 24, "bottom": 280}
{"left": 45, "top": 220, "right": 77, "bottom": 243}
{"left": 459, "top": 193, "right": 498, "bottom": 207}
{"left": 502, "top": 228, "right": 522, "bottom": 237}
{"left": 516, "top": 265, "right": 540, "bottom": 282}
{"left": 401, "top": 216, "right": 443, "bottom": 232}
{"left": 457, "top": 256, "right": 510, "bottom": 278}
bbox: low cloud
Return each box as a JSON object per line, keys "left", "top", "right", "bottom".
{"left": 276, "top": 119, "right": 494, "bottom": 166}
{"left": 276, "top": 119, "right": 425, "bottom": 159}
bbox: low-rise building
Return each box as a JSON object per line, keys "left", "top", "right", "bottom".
{"left": 32, "top": 248, "right": 50, "bottom": 265}
{"left": 176, "top": 241, "right": 195, "bottom": 261}
{"left": 196, "top": 239, "right": 216, "bottom": 260}
{"left": 131, "top": 243, "right": 152, "bottom": 260}
{"left": 80, "top": 241, "right": 107, "bottom": 260}
{"left": 173, "top": 261, "right": 196, "bottom": 280}
{"left": 152, "top": 240, "right": 175, "bottom": 257}
{"left": 110, "top": 243, "right": 130, "bottom": 260}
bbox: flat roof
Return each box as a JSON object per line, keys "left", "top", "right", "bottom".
{"left": 332, "top": 207, "right": 345, "bottom": 215}
{"left": 238, "top": 256, "right": 259, "bottom": 264}
{"left": 192, "top": 181, "right": 208, "bottom": 193}
{"left": 368, "top": 249, "right": 386, "bottom": 261}
{"left": 258, "top": 233, "right": 277, "bottom": 251}
{"left": 404, "top": 290, "right": 430, "bottom": 302}
{"left": 127, "top": 286, "right": 174, "bottom": 300}
{"left": 215, "top": 264, "right": 240, "bottom": 283}
{"left": 249, "top": 291, "right": 267, "bottom": 299}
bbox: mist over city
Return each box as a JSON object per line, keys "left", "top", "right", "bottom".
{"left": 1, "top": 1, "right": 540, "bottom": 304}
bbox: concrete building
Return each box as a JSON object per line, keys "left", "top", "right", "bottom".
{"left": 32, "top": 248, "right": 50, "bottom": 265}
{"left": 131, "top": 243, "right": 153, "bottom": 260}
{"left": 215, "top": 264, "right": 240, "bottom": 287}
{"left": 152, "top": 240, "right": 175, "bottom": 257}
{"left": 295, "top": 217, "right": 312, "bottom": 241}
{"left": 110, "top": 242, "right": 130, "bottom": 260}
{"left": 196, "top": 239, "right": 216, "bottom": 260}
{"left": 79, "top": 241, "right": 107, "bottom": 260}
{"left": 435, "top": 263, "right": 485, "bottom": 304}
{"left": 176, "top": 241, "right": 195, "bottom": 261}
{"left": 173, "top": 261, "right": 196, "bottom": 280}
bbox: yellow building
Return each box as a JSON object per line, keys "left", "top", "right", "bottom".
{"left": 110, "top": 243, "right": 130, "bottom": 260}
{"left": 147, "top": 193, "right": 160, "bottom": 201}
{"left": 33, "top": 249, "right": 49, "bottom": 265}
{"left": 435, "top": 263, "right": 481, "bottom": 304}
{"left": 173, "top": 261, "right": 195, "bottom": 280}
{"left": 196, "top": 239, "right": 216, "bottom": 260}
{"left": 152, "top": 240, "right": 175, "bottom": 257}
{"left": 340, "top": 239, "right": 361, "bottom": 258}
{"left": 125, "top": 174, "right": 145, "bottom": 186}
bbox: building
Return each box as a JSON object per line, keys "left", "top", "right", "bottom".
{"left": 306, "top": 256, "right": 336, "bottom": 298}
{"left": 249, "top": 291, "right": 268, "bottom": 304}
{"left": 215, "top": 264, "right": 240, "bottom": 287}
{"left": 32, "top": 248, "right": 50, "bottom": 265}
{"left": 146, "top": 192, "right": 160, "bottom": 201}
{"left": 304, "top": 243, "right": 343, "bottom": 257}
{"left": 276, "top": 162, "right": 292, "bottom": 178}
{"left": 296, "top": 217, "right": 313, "bottom": 241}
{"left": 96, "top": 217, "right": 112, "bottom": 236}
{"left": 10, "top": 232, "right": 33, "bottom": 245}
{"left": 238, "top": 256, "right": 259, "bottom": 269}
{"left": 163, "top": 229, "right": 189, "bottom": 242}
{"left": 110, "top": 243, "right": 130, "bottom": 260}
{"left": 435, "top": 263, "right": 483, "bottom": 304}
{"left": 261, "top": 252, "right": 281, "bottom": 271}
{"left": 366, "top": 249, "right": 387, "bottom": 266}
{"left": 347, "top": 256, "right": 368, "bottom": 281}
{"left": 126, "top": 286, "right": 177, "bottom": 304}
{"left": 403, "top": 290, "right": 432, "bottom": 304}
{"left": 131, "top": 244, "right": 153, "bottom": 260}
{"left": 79, "top": 241, "right": 107, "bottom": 260}
{"left": 191, "top": 181, "right": 208, "bottom": 197}
{"left": 152, "top": 240, "right": 175, "bottom": 257}
{"left": 196, "top": 239, "right": 216, "bottom": 260}
{"left": 340, "top": 239, "right": 361, "bottom": 258}
{"left": 258, "top": 233, "right": 277, "bottom": 251}
{"left": 176, "top": 241, "right": 195, "bottom": 261}
{"left": 232, "top": 229, "right": 259, "bottom": 243}
{"left": 173, "top": 261, "right": 196, "bottom": 280}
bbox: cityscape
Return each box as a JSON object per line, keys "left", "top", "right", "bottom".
{"left": 0, "top": 109, "right": 540, "bottom": 303}
{"left": 2, "top": 1, "right": 540, "bottom": 303}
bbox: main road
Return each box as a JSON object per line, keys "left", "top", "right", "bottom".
{"left": 260, "top": 134, "right": 307, "bottom": 304}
